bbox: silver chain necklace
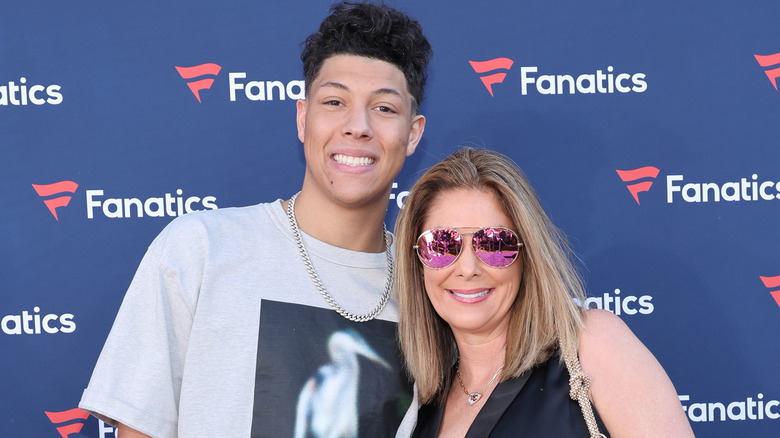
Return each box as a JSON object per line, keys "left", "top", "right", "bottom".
{"left": 286, "top": 191, "right": 393, "bottom": 322}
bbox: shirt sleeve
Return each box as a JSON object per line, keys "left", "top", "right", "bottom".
{"left": 395, "top": 382, "right": 420, "bottom": 438}
{"left": 79, "top": 221, "right": 199, "bottom": 438}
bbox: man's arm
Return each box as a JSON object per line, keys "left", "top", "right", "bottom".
{"left": 117, "top": 423, "right": 152, "bottom": 438}
{"left": 80, "top": 219, "right": 197, "bottom": 438}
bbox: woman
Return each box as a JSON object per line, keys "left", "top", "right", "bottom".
{"left": 395, "top": 148, "right": 693, "bottom": 437}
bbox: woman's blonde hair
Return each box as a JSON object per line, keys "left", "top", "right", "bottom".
{"left": 395, "top": 148, "right": 587, "bottom": 404}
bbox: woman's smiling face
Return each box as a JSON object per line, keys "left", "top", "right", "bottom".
{"left": 421, "top": 188, "right": 524, "bottom": 338}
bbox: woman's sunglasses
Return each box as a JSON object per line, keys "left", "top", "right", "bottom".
{"left": 414, "top": 227, "right": 522, "bottom": 269}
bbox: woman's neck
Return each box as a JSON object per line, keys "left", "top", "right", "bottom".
{"left": 454, "top": 329, "right": 508, "bottom": 382}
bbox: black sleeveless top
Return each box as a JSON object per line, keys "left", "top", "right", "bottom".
{"left": 411, "top": 354, "right": 608, "bottom": 437}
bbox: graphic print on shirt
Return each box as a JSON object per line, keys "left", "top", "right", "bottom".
{"left": 251, "top": 300, "right": 412, "bottom": 438}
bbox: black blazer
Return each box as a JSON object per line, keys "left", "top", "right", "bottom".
{"left": 412, "top": 353, "right": 608, "bottom": 438}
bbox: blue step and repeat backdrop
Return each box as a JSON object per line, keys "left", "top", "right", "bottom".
{"left": 2, "top": 1, "right": 780, "bottom": 437}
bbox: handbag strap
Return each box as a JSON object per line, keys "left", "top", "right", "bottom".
{"left": 564, "top": 350, "right": 607, "bottom": 438}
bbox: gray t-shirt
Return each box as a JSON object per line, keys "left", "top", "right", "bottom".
{"left": 80, "top": 200, "right": 411, "bottom": 438}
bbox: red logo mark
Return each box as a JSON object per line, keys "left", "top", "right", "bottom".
{"left": 32, "top": 181, "right": 79, "bottom": 221}
{"left": 45, "top": 408, "right": 90, "bottom": 438}
{"left": 469, "top": 57, "right": 514, "bottom": 97}
{"left": 754, "top": 52, "right": 780, "bottom": 90}
{"left": 175, "top": 63, "right": 222, "bottom": 102}
{"left": 760, "top": 275, "right": 780, "bottom": 308}
{"left": 616, "top": 167, "right": 660, "bottom": 205}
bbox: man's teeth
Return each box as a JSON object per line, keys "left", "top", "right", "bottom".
{"left": 333, "top": 154, "right": 374, "bottom": 167}
{"left": 452, "top": 289, "right": 490, "bottom": 299}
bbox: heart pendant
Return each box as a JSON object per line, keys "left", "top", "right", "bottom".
{"left": 468, "top": 392, "right": 481, "bottom": 405}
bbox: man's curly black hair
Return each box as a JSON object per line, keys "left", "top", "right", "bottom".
{"left": 301, "top": 1, "right": 432, "bottom": 114}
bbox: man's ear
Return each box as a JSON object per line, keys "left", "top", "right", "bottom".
{"left": 296, "top": 99, "right": 307, "bottom": 143}
{"left": 406, "top": 114, "right": 426, "bottom": 156}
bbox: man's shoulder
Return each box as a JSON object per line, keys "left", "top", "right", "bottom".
{"left": 150, "top": 201, "right": 283, "bottom": 254}
{"left": 167, "top": 201, "right": 277, "bottom": 233}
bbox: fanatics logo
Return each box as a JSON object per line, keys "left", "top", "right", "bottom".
{"left": 469, "top": 57, "right": 514, "bottom": 97}
{"left": 32, "top": 181, "right": 78, "bottom": 221}
{"left": 759, "top": 275, "right": 780, "bottom": 308}
{"left": 754, "top": 52, "right": 780, "bottom": 90}
{"left": 45, "top": 408, "right": 89, "bottom": 438}
{"left": 616, "top": 167, "right": 660, "bottom": 205}
{"left": 176, "top": 62, "right": 304, "bottom": 103}
{"left": 0, "top": 77, "right": 63, "bottom": 106}
{"left": 175, "top": 63, "right": 222, "bottom": 102}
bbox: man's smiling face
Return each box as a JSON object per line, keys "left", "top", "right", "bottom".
{"left": 296, "top": 54, "right": 425, "bottom": 209}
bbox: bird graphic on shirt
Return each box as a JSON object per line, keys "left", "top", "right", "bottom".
{"left": 293, "top": 329, "right": 391, "bottom": 438}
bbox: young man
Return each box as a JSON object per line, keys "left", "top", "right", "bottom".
{"left": 79, "top": 3, "right": 431, "bottom": 437}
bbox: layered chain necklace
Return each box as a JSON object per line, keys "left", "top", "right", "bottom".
{"left": 456, "top": 362, "right": 505, "bottom": 406}
{"left": 286, "top": 191, "right": 393, "bottom": 322}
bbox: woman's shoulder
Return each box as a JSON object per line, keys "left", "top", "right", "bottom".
{"left": 578, "top": 308, "right": 663, "bottom": 390}
{"left": 577, "top": 309, "right": 638, "bottom": 390}
{"left": 579, "top": 309, "right": 634, "bottom": 351}
{"left": 581, "top": 308, "right": 628, "bottom": 331}
{"left": 577, "top": 309, "right": 694, "bottom": 436}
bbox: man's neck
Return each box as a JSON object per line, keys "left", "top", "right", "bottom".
{"left": 285, "top": 189, "right": 389, "bottom": 253}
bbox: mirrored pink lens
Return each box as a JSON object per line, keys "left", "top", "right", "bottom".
{"left": 473, "top": 228, "right": 520, "bottom": 268}
{"left": 416, "top": 229, "right": 462, "bottom": 269}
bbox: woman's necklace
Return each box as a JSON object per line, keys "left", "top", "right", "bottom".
{"left": 286, "top": 191, "right": 393, "bottom": 322}
{"left": 456, "top": 362, "right": 505, "bottom": 406}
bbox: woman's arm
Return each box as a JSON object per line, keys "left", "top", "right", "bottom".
{"left": 578, "top": 309, "right": 694, "bottom": 437}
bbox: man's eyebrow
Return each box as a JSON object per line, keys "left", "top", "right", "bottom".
{"left": 373, "top": 87, "right": 404, "bottom": 99}
{"left": 319, "top": 81, "right": 404, "bottom": 99}
{"left": 320, "top": 81, "right": 349, "bottom": 91}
